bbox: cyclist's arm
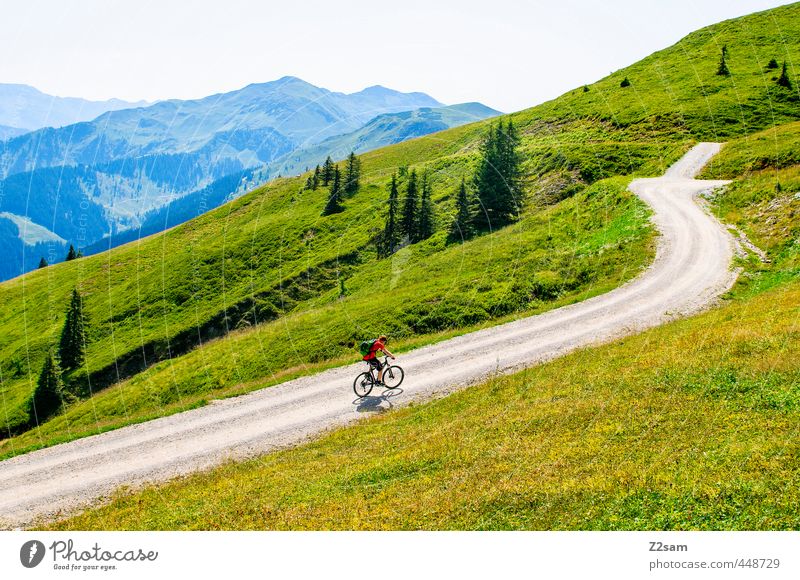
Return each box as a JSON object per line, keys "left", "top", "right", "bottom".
{"left": 382, "top": 347, "right": 396, "bottom": 359}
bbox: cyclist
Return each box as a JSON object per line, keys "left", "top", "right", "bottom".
{"left": 363, "top": 335, "right": 395, "bottom": 385}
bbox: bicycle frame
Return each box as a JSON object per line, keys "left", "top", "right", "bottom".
{"left": 365, "top": 355, "right": 392, "bottom": 382}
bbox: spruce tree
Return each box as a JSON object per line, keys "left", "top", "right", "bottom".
{"left": 380, "top": 174, "right": 400, "bottom": 257}
{"left": 469, "top": 120, "right": 522, "bottom": 232}
{"left": 417, "top": 171, "right": 435, "bottom": 241}
{"left": 500, "top": 119, "right": 522, "bottom": 200}
{"left": 716, "top": 45, "right": 730, "bottom": 76}
{"left": 59, "top": 288, "right": 87, "bottom": 371}
{"left": 312, "top": 165, "right": 321, "bottom": 190}
{"left": 401, "top": 170, "right": 419, "bottom": 242}
{"left": 321, "top": 156, "right": 335, "bottom": 186}
{"left": 449, "top": 177, "right": 473, "bottom": 242}
{"left": 32, "top": 349, "right": 65, "bottom": 423}
{"left": 305, "top": 175, "right": 315, "bottom": 190}
{"left": 470, "top": 124, "right": 498, "bottom": 232}
{"left": 777, "top": 61, "right": 793, "bottom": 89}
{"left": 717, "top": 46, "right": 731, "bottom": 77}
{"left": 332, "top": 165, "right": 342, "bottom": 200}
{"left": 66, "top": 245, "right": 77, "bottom": 261}
{"left": 322, "top": 165, "right": 344, "bottom": 215}
{"left": 38, "top": 257, "right": 48, "bottom": 269}
{"left": 344, "top": 152, "right": 361, "bottom": 195}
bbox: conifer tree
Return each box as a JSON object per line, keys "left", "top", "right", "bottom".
{"left": 401, "top": 169, "right": 419, "bottom": 242}
{"left": 620, "top": 77, "right": 631, "bottom": 87}
{"left": 332, "top": 165, "right": 342, "bottom": 200}
{"left": 305, "top": 174, "right": 315, "bottom": 190}
{"left": 59, "top": 288, "right": 87, "bottom": 371}
{"left": 38, "top": 257, "right": 48, "bottom": 269}
{"left": 469, "top": 120, "right": 522, "bottom": 232}
{"left": 417, "top": 171, "right": 435, "bottom": 241}
{"left": 32, "top": 349, "right": 65, "bottom": 423}
{"left": 500, "top": 119, "right": 522, "bottom": 192}
{"left": 66, "top": 245, "right": 77, "bottom": 261}
{"left": 321, "top": 156, "right": 335, "bottom": 186}
{"left": 322, "top": 165, "right": 344, "bottom": 215}
{"left": 312, "top": 165, "right": 321, "bottom": 189}
{"left": 766, "top": 58, "right": 779, "bottom": 70}
{"left": 716, "top": 45, "right": 731, "bottom": 76}
{"left": 380, "top": 174, "right": 400, "bottom": 257}
{"left": 449, "top": 177, "right": 473, "bottom": 242}
{"left": 344, "top": 152, "right": 361, "bottom": 195}
{"left": 777, "top": 61, "right": 793, "bottom": 89}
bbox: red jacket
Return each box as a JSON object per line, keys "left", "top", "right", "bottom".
{"left": 363, "top": 339, "right": 385, "bottom": 360}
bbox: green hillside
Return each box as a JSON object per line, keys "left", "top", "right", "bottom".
{"left": 703, "top": 121, "right": 800, "bottom": 295}
{"left": 2, "top": 2, "right": 800, "bottom": 457}
{"left": 50, "top": 118, "right": 800, "bottom": 532}
{"left": 536, "top": 3, "right": 800, "bottom": 137}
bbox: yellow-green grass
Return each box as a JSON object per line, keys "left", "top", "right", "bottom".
{"left": 705, "top": 123, "right": 800, "bottom": 297}
{"left": 50, "top": 278, "right": 800, "bottom": 530}
{"left": 701, "top": 121, "right": 800, "bottom": 179}
{"left": 1, "top": 177, "right": 654, "bottom": 458}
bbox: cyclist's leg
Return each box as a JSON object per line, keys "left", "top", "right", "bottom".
{"left": 375, "top": 358, "right": 385, "bottom": 383}
{"left": 368, "top": 358, "right": 382, "bottom": 383}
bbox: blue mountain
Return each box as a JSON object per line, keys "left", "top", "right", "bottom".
{"left": 0, "top": 83, "right": 148, "bottom": 132}
{"left": 0, "top": 77, "right": 497, "bottom": 281}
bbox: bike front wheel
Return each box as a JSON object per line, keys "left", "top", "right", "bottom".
{"left": 382, "top": 365, "right": 404, "bottom": 389}
{"left": 353, "top": 371, "right": 374, "bottom": 398}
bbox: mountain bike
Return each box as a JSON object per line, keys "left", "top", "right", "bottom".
{"left": 353, "top": 355, "right": 404, "bottom": 398}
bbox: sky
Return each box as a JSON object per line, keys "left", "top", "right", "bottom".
{"left": 0, "top": 0, "right": 795, "bottom": 113}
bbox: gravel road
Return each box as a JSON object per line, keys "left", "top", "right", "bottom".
{"left": 0, "top": 143, "right": 736, "bottom": 529}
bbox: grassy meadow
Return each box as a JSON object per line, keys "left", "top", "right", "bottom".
{"left": 50, "top": 272, "right": 800, "bottom": 530}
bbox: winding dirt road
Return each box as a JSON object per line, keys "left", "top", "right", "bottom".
{"left": 0, "top": 143, "right": 736, "bottom": 528}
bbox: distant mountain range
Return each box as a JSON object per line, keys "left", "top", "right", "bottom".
{"left": 0, "top": 83, "right": 149, "bottom": 132}
{"left": 0, "top": 77, "right": 499, "bottom": 280}
{"left": 0, "top": 124, "right": 28, "bottom": 140}
{"left": 268, "top": 102, "right": 501, "bottom": 176}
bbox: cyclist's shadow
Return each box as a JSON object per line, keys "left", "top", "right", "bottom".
{"left": 353, "top": 387, "right": 404, "bottom": 413}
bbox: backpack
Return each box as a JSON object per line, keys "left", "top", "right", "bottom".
{"left": 359, "top": 339, "right": 377, "bottom": 357}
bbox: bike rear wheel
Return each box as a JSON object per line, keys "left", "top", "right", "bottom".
{"left": 353, "top": 371, "right": 374, "bottom": 398}
{"left": 382, "top": 365, "right": 404, "bottom": 389}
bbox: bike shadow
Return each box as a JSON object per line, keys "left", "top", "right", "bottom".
{"left": 353, "top": 387, "right": 404, "bottom": 413}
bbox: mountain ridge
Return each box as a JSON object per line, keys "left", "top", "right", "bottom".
{"left": 0, "top": 83, "right": 149, "bottom": 132}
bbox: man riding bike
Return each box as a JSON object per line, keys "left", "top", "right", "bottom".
{"left": 362, "top": 335, "right": 395, "bottom": 385}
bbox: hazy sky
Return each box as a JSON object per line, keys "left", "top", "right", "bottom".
{"left": 0, "top": 0, "right": 794, "bottom": 112}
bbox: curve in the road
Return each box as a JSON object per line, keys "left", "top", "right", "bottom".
{"left": 0, "top": 143, "right": 737, "bottom": 528}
